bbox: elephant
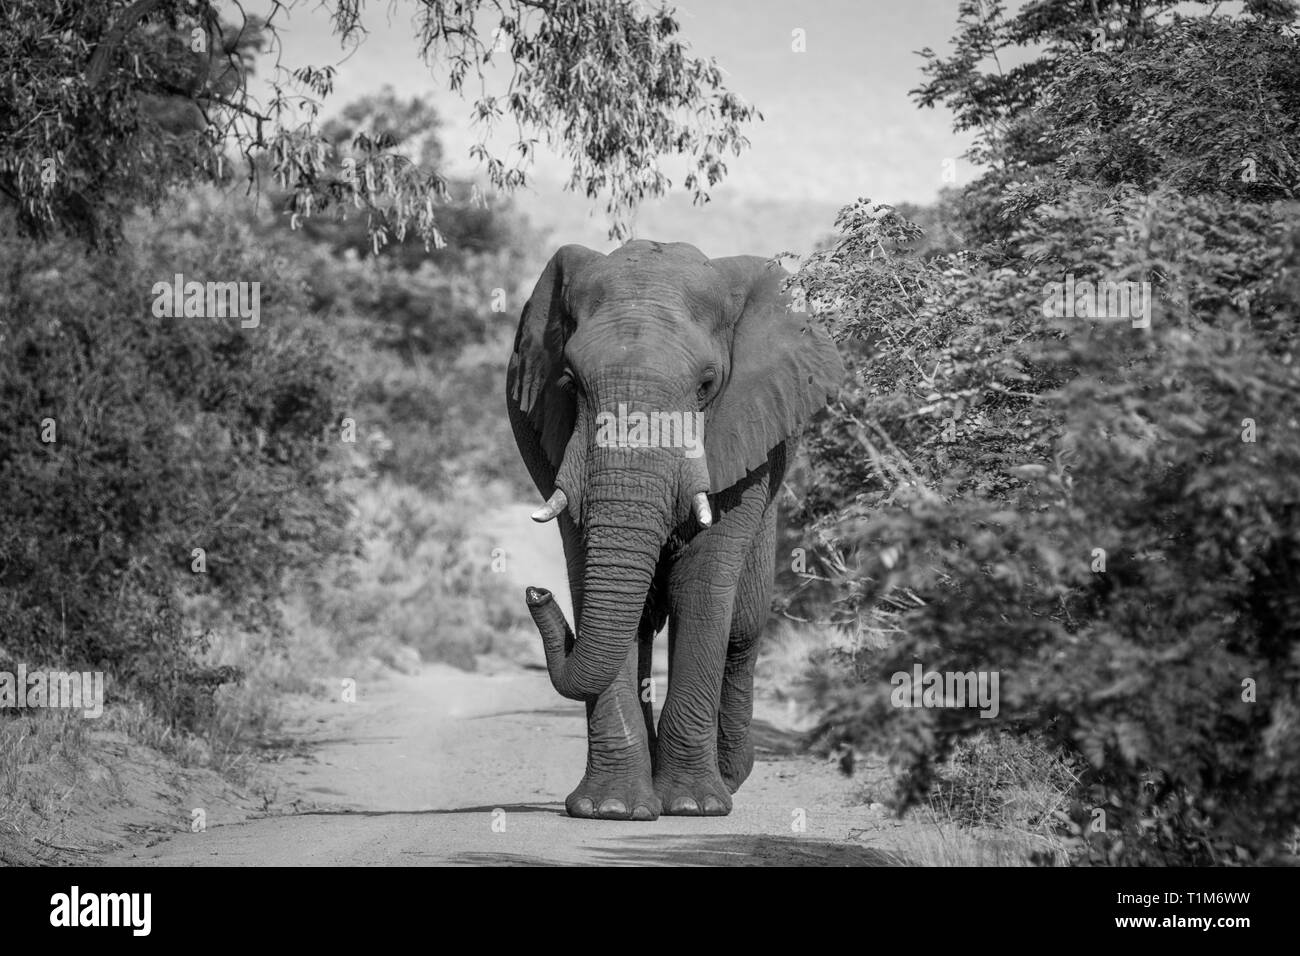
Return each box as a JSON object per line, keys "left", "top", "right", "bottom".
{"left": 505, "top": 240, "right": 843, "bottom": 820}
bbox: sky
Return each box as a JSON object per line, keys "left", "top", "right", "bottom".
{"left": 251, "top": 0, "right": 982, "bottom": 254}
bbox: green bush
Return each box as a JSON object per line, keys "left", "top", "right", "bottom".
{"left": 797, "top": 7, "right": 1300, "bottom": 864}
{"left": 0, "top": 203, "right": 354, "bottom": 728}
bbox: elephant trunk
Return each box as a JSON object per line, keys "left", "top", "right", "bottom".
{"left": 526, "top": 446, "right": 676, "bottom": 700}
{"left": 524, "top": 369, "right": 709, "bottom": 701}
{"left": 526, "top": 586, "right": 576, "bottom": 676}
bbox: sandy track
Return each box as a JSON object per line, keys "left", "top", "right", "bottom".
{"left": 107, "top": 664, "right": 902, "bottom": 866}
{"left": 107, "top": 503, "right": 902, "bottom": 866}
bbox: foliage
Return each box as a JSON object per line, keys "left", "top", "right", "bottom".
{"left": 286, "top": 180, "right": 536, "bottom": 494}
{"left": 283, "top": 87, "right": 538, "bottom": 272}
{"left": 797, "top": 4, "right": 1300, "bottom": 864}
{"left": 1, "top": 71, "right": 544, "bottom": 740}
{"left": 0, "top": 0, "right": 266, "bottom": 246}
{"left": 0, "top": 0, "right": 759, "bottom": 249}
{"left": 0, "top": 204, "right": 354, "bottom": 728}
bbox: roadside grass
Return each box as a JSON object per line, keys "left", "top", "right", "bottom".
{"left": 756, "top": 617, "right": 862, "bottom": 730}
{"left": 758, "top": 617, "right": 1074, "bottom": 866}
{"left": 0, "top": 644, "right": 312, "bottom": 862}
{"left": 883, "top": 822, "right": 1067, "bottom": 867}
{"left": 888, "top": 733, "right": 1076, "bottom": 866}
{"left": 0, "top": 710, "right": 89, "bottom": 859}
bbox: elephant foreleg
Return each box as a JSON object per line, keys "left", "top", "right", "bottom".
{"left": 568, "top": 639, "right": 661, "bottom": 820}
{"left": 654, "top": 602, "right": 735, "bottom": 815}
{"left": 556, "top": 514, "right": 659, "bottom": 821}
{"left": 654, "top": 515, "right": 758, "bottom": 815}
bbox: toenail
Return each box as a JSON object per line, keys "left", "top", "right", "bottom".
{"left": 598, "top": 798, "right": 628, "bottom": 817}
{"left": 669, "top": 796, "right": 701, "bottom": 814}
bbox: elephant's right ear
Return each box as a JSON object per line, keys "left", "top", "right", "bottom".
{"left": 506, "top": 245, "right": 602, "bottom": 491}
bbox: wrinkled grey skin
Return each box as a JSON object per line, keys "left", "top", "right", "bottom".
{"left": 506, "top": 240, "right": 843, "bottom": 820}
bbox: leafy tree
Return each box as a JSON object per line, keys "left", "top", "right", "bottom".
{"left": 287, "top": 88, "right": 533, "bottom": 270}
{"left": 0, "top": 0, "right": 265, "bottom": 245}
{"left": 912, "top": 0, "right": 1300, "bottom": 246}
{"left": 0, "top": 0, "right": 759, "bottom": 249}
{"left": 798, "top": 2, "right": 1300, "bottom": 864}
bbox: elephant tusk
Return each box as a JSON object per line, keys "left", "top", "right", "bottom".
{"left": 693, "top": 492, "right": 712, "bottom": 528}
{"left": 531, "top": 488, "right": 568, "bottom": 522}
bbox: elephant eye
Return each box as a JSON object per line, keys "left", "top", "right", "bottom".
{"left": 557, "top": 369, "right": 577, "bottom": 394}
{"left": 697, "top": 368, "right": 717, "bottom": 405}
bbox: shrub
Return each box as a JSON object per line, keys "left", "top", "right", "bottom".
{"left": 0, "top": 202, "right": 354, "bottom": 729}
{"left": 795, "top": 7, "right": 1300, "bottom": 864}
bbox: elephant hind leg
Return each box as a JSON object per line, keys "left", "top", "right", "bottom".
{"left": 637, "top": 601, "right": 667, "bottom": 770}
{"left": 717, "top": 510, "right": 776, "bottom": 793}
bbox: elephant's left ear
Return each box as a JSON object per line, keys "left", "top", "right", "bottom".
{"left": 705, "top": 256, "right": 845, "bottom": 491}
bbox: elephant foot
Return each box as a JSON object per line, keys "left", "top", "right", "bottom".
{"left": 565, "top": 773, "right": 661, "bottom": 821}
{"left": 654, "top": 769, "right": 733, "bottom": 816}
{"left": 718, "top": 734, "right": 755, "bottom": 794}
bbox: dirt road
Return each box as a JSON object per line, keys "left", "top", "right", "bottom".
{"left": 107, "top": 662, "right": 911, "bottom": 866}
{"left": 106, "top": 504, "right": 904, "bottom": 866}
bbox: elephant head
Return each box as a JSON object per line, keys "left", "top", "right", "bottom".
{"left": 506, "top": 240, "right": 842, "bottom": 700}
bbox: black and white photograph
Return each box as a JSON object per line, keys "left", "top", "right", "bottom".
{"left": 0, "top": 0, "right": 1293, "bottom": 917}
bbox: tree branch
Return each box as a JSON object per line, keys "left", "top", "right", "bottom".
{"left": 85, "top": 0, "right": 168, "bottom": 86}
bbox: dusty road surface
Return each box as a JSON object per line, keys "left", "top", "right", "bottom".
{"left": 107, "top": 663, "right": 908, "bottom": 866}
{"left": 107, "top": 504, "right": 904, "bottom": 866}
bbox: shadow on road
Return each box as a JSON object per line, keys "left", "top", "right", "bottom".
{"left": 446, "top": 835, "right": 901, "bottom": 867}
{"left": 751, "top": 718, "right": 807, "bottom": 758}
{"left": 288, "top": 803, "right": 566, "bottom": 818}
{"left": 467, "top": 707, "right": 585, "bottom": 720}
